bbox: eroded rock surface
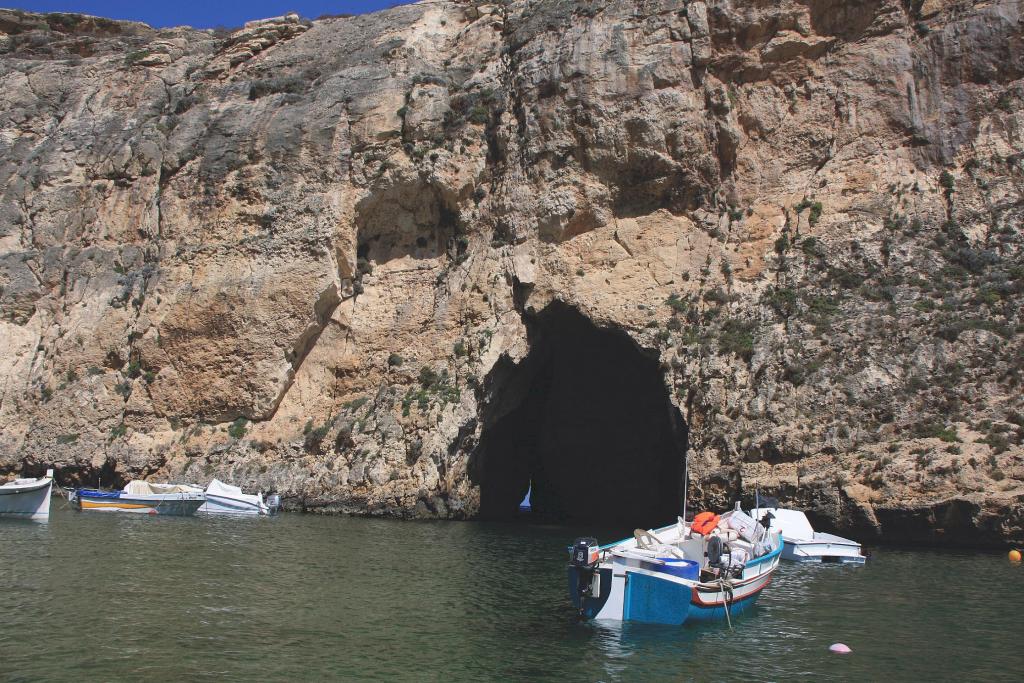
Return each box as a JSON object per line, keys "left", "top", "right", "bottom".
{"left": 1, "top": 1, "right": 1022, "bottom": 544}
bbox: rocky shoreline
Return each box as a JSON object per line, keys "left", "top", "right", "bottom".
{"left": 0, "top": 1, "right": 1021, "bottom": 545}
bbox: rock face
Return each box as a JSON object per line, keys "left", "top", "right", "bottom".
{"left": 1, "top": 1, "right": 1022, "bottom": 545}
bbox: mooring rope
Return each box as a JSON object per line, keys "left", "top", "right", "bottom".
{"left": 717, "top": 577, "right": 735, "bottom": 630}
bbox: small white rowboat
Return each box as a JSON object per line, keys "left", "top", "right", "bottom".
{"left": 0, "top": 469, "right": 54, "bottom": 520}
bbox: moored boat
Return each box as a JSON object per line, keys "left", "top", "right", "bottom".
{"left": 750, "top": 506, "right": 865, "bottom": 564}
{"left": 199, "top": 479, "right": 279, "bottom": 515}
{"left": 0, "top": 469, "right": 54, "bottom": 520}
{"left": 72, "top": 480, "right": 204, "bottom": 516}
{"left": 567, "top": 506, "right": 783, "bottom": 625}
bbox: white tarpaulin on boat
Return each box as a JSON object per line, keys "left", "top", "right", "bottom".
{"left": 124, "top": 481, "right": 201, "bottom": 495}
{"left": 206, "top": 479, "right": 245, "bottom": 497}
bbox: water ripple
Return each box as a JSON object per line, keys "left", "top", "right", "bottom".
{"left": 2, "top": 511, "right": 1022, "bottom": 681}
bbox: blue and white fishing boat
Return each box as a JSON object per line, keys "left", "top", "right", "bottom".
{"left": 567, "top": 506, "right": 783, "bottom": 626}
{"left": 72, "top": 481, "right": 205, "bottom": 516}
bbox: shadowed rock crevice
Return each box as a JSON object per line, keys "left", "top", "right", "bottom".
{"left": 20, "top": 456, "right": 130, "bottom": 490}
{"left": 354, "top": 181, "right": 464, "bottom": 267}
{"left": 471, "top": 302, "right": 688, "bottom": 523}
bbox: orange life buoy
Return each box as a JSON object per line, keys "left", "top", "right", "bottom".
{"left": 691, "top": 512, "right": 721, "bottom": 535}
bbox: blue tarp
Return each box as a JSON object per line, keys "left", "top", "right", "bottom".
{"left": 76, "top": 489, "right": 121, "bottom": 498}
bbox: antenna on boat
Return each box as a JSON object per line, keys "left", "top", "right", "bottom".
{"left": 681, "top": 446, "right": 689, "bottom": 530}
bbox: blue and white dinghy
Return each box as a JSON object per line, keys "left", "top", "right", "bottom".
{"left": 567, "top": 506, "right": 783, "bottom": 626}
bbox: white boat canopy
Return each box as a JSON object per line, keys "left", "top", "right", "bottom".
{"left": 751, "top": 508, "right": 815, "bottom": 542}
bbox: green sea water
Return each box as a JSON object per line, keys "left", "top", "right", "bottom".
{"left": 2, "top": 507, "right": 1022, "bottom": 681}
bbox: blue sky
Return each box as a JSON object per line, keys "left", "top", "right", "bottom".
{"left": 7, "top": 1, "right": 411, "bottom": 28}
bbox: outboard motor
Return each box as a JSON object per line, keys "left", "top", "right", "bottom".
{"left": 568, "top": 537, "right": 600, "bottom": 619}
{"left": 265, "top": 493, "right": 281, "bottom": 513}
{"left": 570, "top": 537, "right": 600, "bottom": 568}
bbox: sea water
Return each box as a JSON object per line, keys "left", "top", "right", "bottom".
{"left": 2, "top": 508, "right": 1022, "bottom": 681}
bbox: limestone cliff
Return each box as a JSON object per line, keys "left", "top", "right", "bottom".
{"left": 1, "top": 0, "right": 1021, "bottom": 545}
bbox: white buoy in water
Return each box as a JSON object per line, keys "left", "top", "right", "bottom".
{"left": 829, "top": 643, "right": 852, "bottom": 654}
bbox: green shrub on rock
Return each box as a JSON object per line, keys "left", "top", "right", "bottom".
{"left": 228, "top": 418, "right": 248, "bottom": 440}
{"left": 718, "top": 319, "right": 757, "bottom": 361}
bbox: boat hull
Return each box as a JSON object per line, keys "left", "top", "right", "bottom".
{"left": 782, "top": 539, "right": 866, "bottom": 564}
{"left": 77, "top": 491, "right": 204, "bottom": 516}
{"left": 686, "top": 572, "right": 773, "bottom": 622}
{"left": 570, "top": 564, "right": 776, "bottom": 626}
{"left": 199, "top": 493, "right": 264, "bottom": 515}
{"left": 0, "top": 477, "right": 53, "bottom": 519}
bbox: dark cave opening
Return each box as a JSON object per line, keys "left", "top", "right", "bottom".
{"left": 472, "top": 303, "right": 688, "bottom": 524}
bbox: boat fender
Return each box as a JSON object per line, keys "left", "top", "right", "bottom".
{"left": 692, "top": 512, "right": 720, "bottom": 535}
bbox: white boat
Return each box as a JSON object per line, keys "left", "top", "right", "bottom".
{"left": 198, "top": 479, "right": 279, "bottom": 515}
{"left": 72, "top": 481, "right": 205, "bottom": 516}
{"left": 567, "top": 506, "right": 783, "bottom": 625}
{"left": 750, "top": 507, "right": 865, "bottom": 564}
{"left": 0, "top": 469, "right": 54, "bottom": 519}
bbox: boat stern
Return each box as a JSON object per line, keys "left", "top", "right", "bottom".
{"left": 567, "top": 538, "right": 612, "bottom": 620}
{"left": 264, "top": 493, "right": 281, "bottom": 514}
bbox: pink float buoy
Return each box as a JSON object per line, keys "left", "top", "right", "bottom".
{"left": 829, "top": 643, "right": 852, "bottom": 654}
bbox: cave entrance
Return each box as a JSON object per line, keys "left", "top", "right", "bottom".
{"left": 472, "top": 303, "right": 687, "bottom": 524}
